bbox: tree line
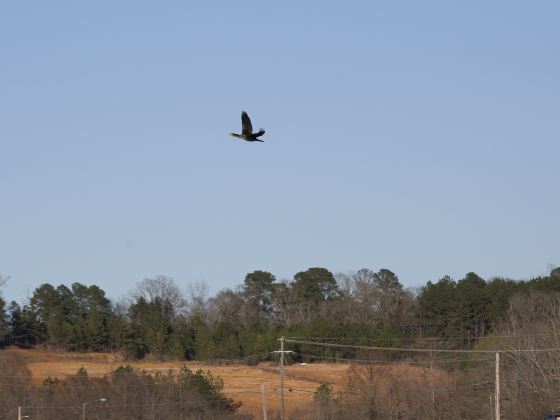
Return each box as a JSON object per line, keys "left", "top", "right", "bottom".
{"left": 1, "top": 267, "right": 559, "bottom": 360}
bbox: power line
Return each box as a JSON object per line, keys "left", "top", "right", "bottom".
{"left": 0, "top": 380, "right": 273, "bottom": 388}
{"left": 291, "top": 351, "right": 494, "bottom": 365}
{"left": 285, "top": 332, "right": 560, "bottom": 341}
{"left": 11, "top": 400, "right": 242, "bottom": 410}
{"left": 285, "top": 338, "right": 560, "bottom": 354}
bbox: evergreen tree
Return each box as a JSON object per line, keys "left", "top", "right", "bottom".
{"left": 456, "top": 272, "right": 488, "bottom": 337}
{"left": 7, "top": 301, "right": 23, "bottom": 343}
{"left": 0, "top": 295, "right": 7, "bottom": 344}
{"left": 243, "top": 270, "right": 276, "bottom": 318}
{"left": 293, "top": 268, "right": 339, "bottom": 303}
{"left": 128, "top": 296, "right": 173, "bottom": 358}
{"left": 416, "top": 276, "right": 459, "bottom": 337}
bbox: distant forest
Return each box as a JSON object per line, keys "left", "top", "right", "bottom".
{"left": 1, "top": 267, "right": 559, "bottom": 360}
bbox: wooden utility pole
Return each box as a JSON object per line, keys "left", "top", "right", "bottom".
{"left": 274, "top": 337, "right": 294, "bottom": 420}
{"left": 430, "top": 351, "right": 435, "bottom": 419}
{"left": 495, "top": 352, "right": 500, "bottom": 420}
{"left": 261, "top": 383, "right": 268, "bottom": 420}
{"left": 280, "top": 336, "right": 285, "bottom": 420}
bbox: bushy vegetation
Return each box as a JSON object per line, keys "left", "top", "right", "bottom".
{"left": 0, "top": 351, "right": 244, "bottom": 420}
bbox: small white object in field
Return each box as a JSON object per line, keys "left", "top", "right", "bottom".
{"left": 300, "top": 363, "right": 307, "bottom": 366}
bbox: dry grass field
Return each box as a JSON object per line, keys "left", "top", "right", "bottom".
{"left": 6, "top": 348, "right": 350, "bottom": 417}
{"left": 5, "top": 348, "right": 438, "bottom": 418}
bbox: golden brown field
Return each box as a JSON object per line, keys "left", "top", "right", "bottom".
{"left": 7, "top": 348, "right": 351, "bottom": 417}
{"left": 6, "top": 348, "right": 438, "bottom": 418}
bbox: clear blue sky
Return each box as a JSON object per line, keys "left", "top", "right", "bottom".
{"left": 1, "top": 1, "right": 559, "bottom": 302}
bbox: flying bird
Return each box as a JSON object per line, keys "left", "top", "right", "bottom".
{"left": 229, "top": 111, "right": 266, "bottom": 142}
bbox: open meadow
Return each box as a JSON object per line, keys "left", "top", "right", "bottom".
{"left": 5, "top": 348, "right": 351, "bottom": 417}
{"left": 3, "top": 347, "right": 452, "bottom": 418}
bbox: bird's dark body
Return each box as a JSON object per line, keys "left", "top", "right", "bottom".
{"left": 229, "top": 111, "right": 265, "bottom": 142}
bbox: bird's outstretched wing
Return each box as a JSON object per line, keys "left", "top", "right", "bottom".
{"left": 241, "top": 111, "right": 253, "bottom": 135}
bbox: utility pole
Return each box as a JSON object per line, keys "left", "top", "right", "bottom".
{"left": 274, "top": 337, "right": 293, "bottom": 420}
{"left": 261, "top": 383, "right": 268, "bottom": 420}
{"left": 430, "top": 351, "right": 435, "bottom": 419}
{"left": 495, "top": 352, "right": 500, "bottom": 420}
{"left": 280, "top": 336, "right": 285, "bottom": 420}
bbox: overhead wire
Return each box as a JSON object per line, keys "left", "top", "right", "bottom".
{"left": 290, "top": 351, "right": 494, "bottom": 365}
{"left": 285, "top": 338, "right": 560, "bottom": 354}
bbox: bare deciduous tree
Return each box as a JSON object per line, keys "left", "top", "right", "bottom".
{"left": 494, "top": 291, "right": 560, "bottom": 419}
{"left": 133, "top": 275, "right": 186, "bottom": 316}
{"left": 207, "top": 289, "right": 245, "bottom": 326}
{"left": 186, "top": 279, "right": 209, "bottom": 318}
{"left": 0, "top": 274, "right": 9, "bottom": 288}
